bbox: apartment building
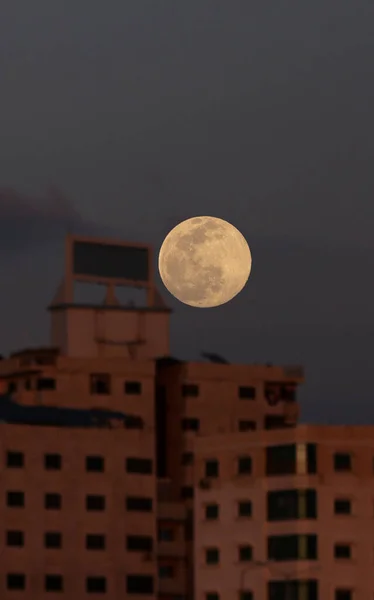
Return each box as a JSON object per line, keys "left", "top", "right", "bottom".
{"left": 193, "top": 427, "right": 374, "bottom": 600}
{"left": 0, "top": 233, "right": 309, "bottom": 599}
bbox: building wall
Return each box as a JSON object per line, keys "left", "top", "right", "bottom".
{"left": 193, "top": 426, "right": 374, "bottom": 600}
{"left": 0, "top": 423, "right": 157, "bottom": 600}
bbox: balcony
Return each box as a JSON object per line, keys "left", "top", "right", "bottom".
{"left": 157, "top": 540, "right": 186, "bottom": 559}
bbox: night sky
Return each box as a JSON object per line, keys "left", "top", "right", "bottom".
{"left": 1, "top": 1, "right": 374, "bottom": 424}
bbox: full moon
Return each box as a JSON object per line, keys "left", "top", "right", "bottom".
{"left": 158, "top": 216, "right": 252, "bottom": 308}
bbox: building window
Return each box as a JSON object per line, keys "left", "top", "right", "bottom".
{"left": 239, "top": 592, "right": 253, "bottom": 600}
{"left": 125, "top": 381, "right": 142, "bottom": 395}
{"left": 205, "top": 504, "right": 219, "bottom": 520}
{"left": 264, "top": 415, "right": 293, "bottom": 430}
{"left": 238, "top": 386, "right": 256, "bottom": 399}
{"left": 158, "top": 528, "right": 174, "bottom": 541}
{"left": 45, "top": 575, "right": 63, "bottom": 592}
{"left": 86, "top": 577, "right": 106, "bottom": 593}
{"left": 127, "top": 536, "right": 153, "bottom": 552}
{"left": 86, "top": 456, "right": 105, "bottom": 472}
{"left": 45, "top": 493, "right": 61, "bottom": 510}
{"left": 44, "top": 453, "right": 62, "bottom": 470}
{"left": 205, "top": 459, "right": 219, "bottom": 478}
{"left": 126, "top": 457, "right": 153, "bottom": 474}
{"left": 45, "top": 532, "right": 62, "bottom": 549}
{"left": 238, "top": 456, "right": 252, "bottom": 475}
{"left": 159, "top": 565, "right": 174, "bottom": 578}
{"left": 7, "top": 574, "right": 25, "bottom": 590}
{"left": 239, "top": 545, "right": 253, "bottom": 562}
{"left": 8, "top": 381, "right": 17, "bottom": 393}
{"left": 24, "top": 379, "right": 32, "bottom": 390}
{"left": 6, "top": 451, "right": 24, "bottom": 468}
{"left": 37, "top": 377, "right": 56, "bottom": 390}
{"left": 266, "top": 444, "right": 317, "bottom": 476}
{"left": 238, "top": 501, "right": 252, "bottom": 518}
{"left": 205, "top": 547, "right": 220, "bottom": 565}
{"left": 180, "top": 486, "right": 194, "bottom": 499}
{"left": 126, "top": 496, "right": 153, "bottom": 512}
{"left": 206, "top": 593, "right": 220, "bottom": 600}
{"left": 6, "top": 531, "right": 24, "bottom": 547}
{"left": 335, "top": 590, "right": 352, "bottom": 600}
{"left": 86, "top": 534, "right": 105, "bottom": 550}
{"left": 334, "top": 544, "right": 351, "bottom": 559}
{"left": 268, "top": 580, "right": 318, "bottom": 600}
{"left": 334, "top": 453, "right": 352, "bottom": 472}
{"left": 267, "top": 489, "right": 317, "bottom": 521}
{"left": 182, "top": 452, "right": 194, "bottom": 465}
{"left": 181, "top": 418, "right": 200, "bottom": 431}
{"left": 7, "top": 491, "right": 24, "bottom": 507}
{"left": 267, "top": 534, "right": 318, "bottom": 561}
{"left": 86, "top": 495, "right": 105, "bottom": 511}
{"left": 334, "top": 499, "right": 351, "bottom": 515}
{"left": 238, "top": 420, "right": 257, "bottom": 431}
{"left": 182, "top": 384, "right": 199, "bottom": 397}
{"left": 126, "top": 575, "right": 154, "bottom": 595}
{"left": 90, "top": 373, "right": 111, "bottom": 395}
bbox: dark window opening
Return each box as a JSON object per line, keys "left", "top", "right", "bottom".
{"left": 86, "top": 577, "right": 106, "bottom": 593}
{"left": 86, "top": 495, "right": 105, "bottom": 511}
{"left": 335, "top": 590, "right": 352, "bottom": 600}
{"left": 86, "top": 456, "right": 105, "bottom": 472}
{"left": 37, "top": 377, "right": 56, "bottom": 391}
{"left": 180, "top": 486, "right": 194, "bottom": 500}
{"left": 7, "top": 574, "right": 25, "bottom": 590}
{"left": 266, "top": 444, "right": 317, "bottom": 476}
{"left": 182, "top": 384, "right": 199, "bottom": 397}
{"left": 45, "top": 532, "right": 62, "bottom": 549}
{"left": 126, "top": 457, "right": 153, "bottom": 474}
{"left": 24, "top": 378, "right": 32, "bottom": 390}
{"left": 8, "top": 381, "right": 17, "bottom": 394}
{"left": 238, "top": 420, "right": 257, "bottom": 432}
{"left": 238, "top": 386, "right": 256, "bottom": 399}
{"left": 127, "top": 535, "right": 153, "bottom": 552}
{"left": 181, "top": 418, "right": 200, "bottom": 431}
{"left": 238, "top": 501, "right": 252, "bottom": 518}
{"left": 90, "top": 373, "right": 111, "bottom": 395}
{"left": 6, "top": 531, "right": 24, "bottom": 547}
{"left": 205, "top": 459, "right": 219, "bottom": 478}
{"left": 159, "top": 565, "right": 174, "bottom": 578}
{"left": 182, "top": 452, "right": 194, "bottom": 465}
{"left": 268, "top": 580, "right": 318, "bottom": 600}
{"left": 267, "top": 489, "right": 317, "bottom": 521}
{"left": 264, "top": 415, "right": 294, "bottom": 430}
{"left": 7, "top": 491, "right": 24, "bottom": 507}
{"left": 45, "top": 575, "right": 63, "bottom": 591}
{"left": 334, "top": 499, "right": 351, "bottom": 515}
{"left": 205, "top": 504, "right": 219, "bottom": 520}
{"left": 334, "top": 453, "right": 352, "bottom": 472}
{"left": 206, "top": 594, "right": 220, "bottom": 600}
{"left": 238, "top": 456, "right": 252, "bottom": 475}
{"left": 239, "top": 545, "right": 253, "bottom": 562}
{"left": 126, "top": 496, "right": 153, "bottom": 512}
{"left": 334, "top": 544, "right": 351, "bottom": 559}
{"left": 7, "top": 451, "right": 24, "bottom": 468}
{"left": 239, "top": 592, "right": 253, "bottom": 600}
{"left": 86, "top": 534, "right": 105, "bottom": 550}
{"left": 45, "top": 453, "right": 62, "bottom": 470}
{"left": 126, "top": 575, "right": 154, "bottom": 595}
{"left": 125, "top": 381, "right": 142, "bottom": 395}
{"left": 268, "top": 534, "right": 318, "bottom": 561}
{"left": 158, "top": 528, "right": 174, "bottom": 541}
{"left": 206, "top": 547, "right": 220, "bottom": 564}
{"left": 45, "top": 493, "right": 61, "bottom": 510}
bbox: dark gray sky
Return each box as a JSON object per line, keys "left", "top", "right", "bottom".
{"left": 1, "top": 0, "right": 374, "bottom": 424}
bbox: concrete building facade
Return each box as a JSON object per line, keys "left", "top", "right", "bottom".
{"left": 193, "top": 427, "right": 374, "bottom": 600}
